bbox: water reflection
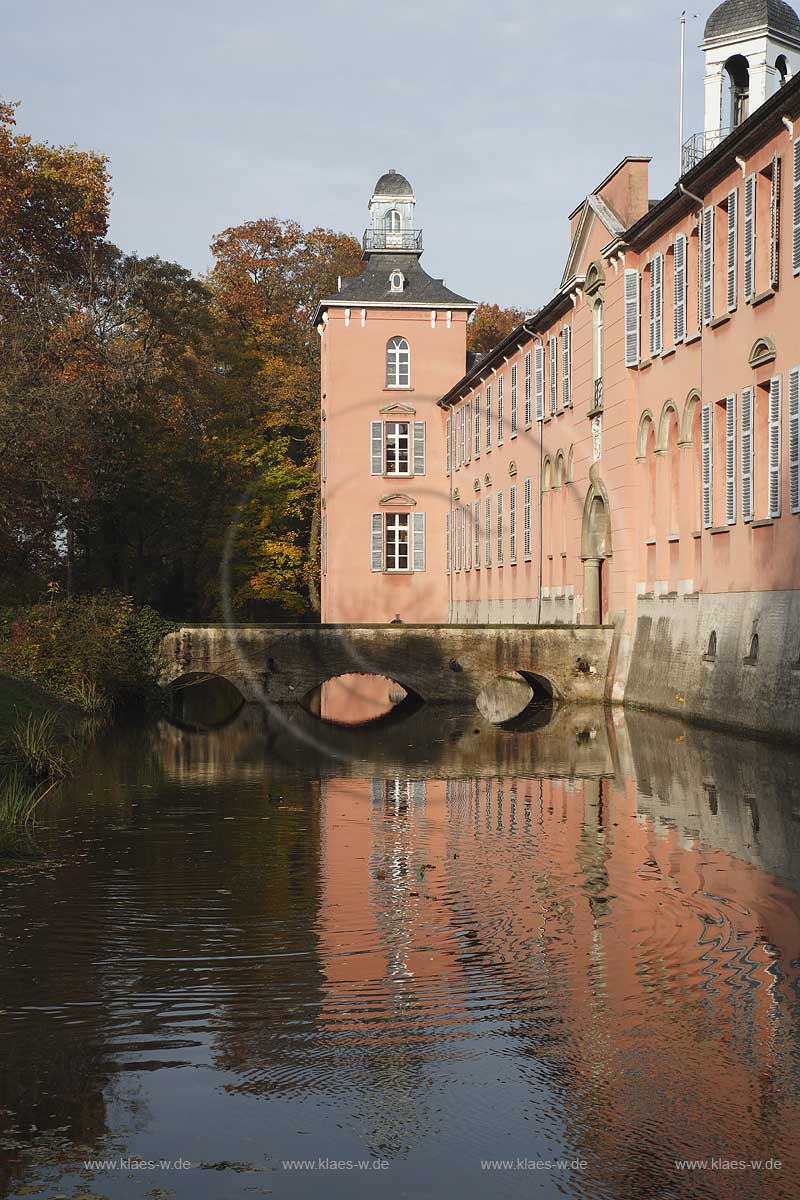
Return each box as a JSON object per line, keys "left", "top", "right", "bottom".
{"left": 1, "top": 703, "right": 799, "bottom": 1199}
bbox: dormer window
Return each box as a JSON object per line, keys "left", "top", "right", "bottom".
{"left": 389, "top": 270, "right": 405, "bottom": 293}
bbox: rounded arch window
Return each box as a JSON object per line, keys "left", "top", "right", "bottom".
{"left": 776, "top": 55, "right": 789, "bottom": 86}
{"left": 389, "top": 270, "right": 405, "bottom": 293}
{"left": 725, "top": 55, "right": 750, "bottom": 127}
{"left": 386, "top": 336, "right": 410, "bottom": 388}
{"left": 385, "top": 209, "right": 402, "bottom": 232}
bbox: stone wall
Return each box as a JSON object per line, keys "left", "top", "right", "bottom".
{"left": 448, "top": 594, "right": 576, "bottom": 624}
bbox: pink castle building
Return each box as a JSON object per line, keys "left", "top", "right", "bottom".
{"left": 315, "top": 0, "right": 800, "bottom": 740}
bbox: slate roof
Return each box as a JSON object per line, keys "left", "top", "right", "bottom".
{"left": 704, "top": 0, "right": 800, "bottom": 41}
{"left": 316, "top": 253, "right": 475, "bottom": 313}
{"left": 373, "top": 170, "right": 414, "bottom": 197}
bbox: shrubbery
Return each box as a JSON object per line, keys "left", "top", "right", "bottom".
{"left": 0, "top": 593, "right": 175, "bottom": 711}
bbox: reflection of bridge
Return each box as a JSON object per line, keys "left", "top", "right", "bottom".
{"left": 160, "top": 623, "right": 615, "bottom": 707}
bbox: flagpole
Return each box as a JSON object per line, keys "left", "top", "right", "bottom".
{"left": 679, "top": 11, "right": 686, "bottom": 176}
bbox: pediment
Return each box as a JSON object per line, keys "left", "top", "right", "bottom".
{"left": 380, "top": 492, "right": 417, "bottom": 506}
{"left": 380, "top": 402, "right": 416, "bottom": 415}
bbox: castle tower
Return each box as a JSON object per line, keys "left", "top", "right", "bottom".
{"left": 702, "top": 0, "right": 800, "bottom": 140}
{"left": 314, "top": 171, "right": 475, "bottom": 625}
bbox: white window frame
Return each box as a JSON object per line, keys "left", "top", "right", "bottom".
{"left": 744, "top": 173, "right": 756, "bottom": 302}
{"left": 725, "top": 393, "right": 737, "bottom": 525}
{"left": 485, "top": 496, "right": 492, "bottom": 567}
{"left": 741, "top": 386, "right": 754, "bottom": 523}
{"left": 385, "top": 511, "right": 411, "bottom": 572}
{"left": 386, "top": 336, "right": 410, "bottom": 388}
{"left": 384, "top": 420, "right": 411, "bottom": 476}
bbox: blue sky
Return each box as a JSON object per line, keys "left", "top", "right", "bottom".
{"left": 5, "top": 0, "right": 708, "bottom": 309}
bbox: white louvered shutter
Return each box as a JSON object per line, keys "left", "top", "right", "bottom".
{"left": 511, "top": 364, "right": 518, "bottom": 434}
{"left": 458, "top": 406, "right": 464, "bottom": 466}
{"left": 770, "top": 154, "right": 782, "bottom": 289}
{"left": 465, "top": 403, "right": 471, "bottom": 463}
{"left": 562, "top": 325, "right": 571, "bottom": 406}
{"left": 485, "top": 496, "right": 491, "bottom": 566}
{"left": 497, "top": 491, "right": 504, "bottom": 564}
{"left": 744, "top": 173, "right": 756, "bottom": 302}
{"left": 498, "top": 375, "right": 505, "bottom": 442}
{"left": 413, "top": 421, "right": 425, "bottom": 475}
{"left": 769, "top": 376, "right": 782, "bottom": 518}
{"left": 674, "top": 233, "right": 687, "bottom": 343}
{"left": 523, "top": 478, "right": 532, "bottom": 560}
{"left": 789, "top": 368, "right": 800, "bottom": 514}
{"left": 474, "top": 395, "right": 481, "bottom": 456}
{"left": 725, "top": 394, "right": 736, "bottom": 525}
{"left": 696, "top": 224, "right": 703, "bottom": 329}
{"left": 446, "top": 511, "right": 451, "bottom": 573}
{"left": 474, "top": 499, "right": 481, "bottom": 568}
{"left": 727, "top": 188, "right": 738, "bottom": 312}
{"left": 701, "top": 403, "right": 713, "bottom": 529}
{"left": 486, "top": 386, "right": 492, "bottom": 450}
{"left": 702, "top": 206, "right": 714, "bottom": 324}
{"left": 509, "top": 485, "right": 517, "bottom": 563}
{"left": 465, "top": 504, "right": 471, "bottom": 570}
{"left": 371, "top": 421, "right": 383, "bottom": 474}
{"left": 649, "top": 254, "right": 663, "bottom": 357}
{"left": 741, "top": 386, "right": 754, "bottom": 523}
{"left": 793, "top": 138, "right": 800, "bottom": 276}
{"left": 549, "top": 337, "right": 557, "bottom": 414}
{"left": 524, "top": 351, "right": 532, "bottom": 425}
{"left": 446, "top": 415, "right": 452, "bottom": 474}
{"left": 624, "top": 269, "right": 640, "bottom": 366}
{"left": 534, "top": 345, "right": 545, "bottom": 421}
{"left": 371, "top": 513, "right": 383, "bottom": 570}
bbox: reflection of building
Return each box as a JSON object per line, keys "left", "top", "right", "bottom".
{"left": 316, "top": 1, "right": 800, "bottom": 740}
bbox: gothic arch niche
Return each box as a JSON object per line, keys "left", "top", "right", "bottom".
{"left": 581, "top": 469, "right": 612, "bottom": 624}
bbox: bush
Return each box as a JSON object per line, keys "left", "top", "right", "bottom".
{"left": 0, "top": 593, "right": 176, "bottom": 710}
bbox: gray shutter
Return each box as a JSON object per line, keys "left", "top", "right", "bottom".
{"left": 744, "top": 173, "right": 756, "bottom": 302}
{"left": 725, "top": 394, "right": 736, "bottom": 525}
{"left": 413, "top": 421, "right": 425, "bottom": 475}
{"left": 511, "top": 363, "right": 518, "bottom": 433}
{"left": 474, "top": 499, "right": 480, "bottom": 568}
{"left": 509, "top": 485, "right": 517, "bottom": 563}
{"left": 793, "top": 138, "right": 800, "bottom": 276}
{"left": 769, "top": 376, "right": 782, "bottom": 518}
{"left": 371, "top": 420, "right": 383, "bottom": 475}
{"left": 702, "top": 403, "right": 713, "bottom": 529}
{"left": 561, "top": 325, "right": 571, "bottom": 406}
{"left": 485, "top": 496, "right": 491, "bottom": 566}
{"left": 624, "top": 269, "right": 640, "bottom": 366}
{"left": 412, "top": 511, "right": 425, "bottom": 572}
{"left": 446, "top": 414, "right": 452, "bottom": 474}
{"left": 649, "top": 253, "right": 663, "bottom": 357}
{"left": 446, "top": 511, "right": 450, "bottom": 573}
{"left": 524, "top": 477, "right": 532, "bottom": 560}
{"left": 674, "top": 233, "right": 686, "bottom": 343}
{"left": 524, "top": 350, "right": 532, "bottom": 425}
{"left": 696, "top": 222, "right": 703, "bottom": 329}
{"left": 790, "top": 368, "right": 800, "bottom": 514}
{"left": 534, "top": 345, "right": 544, "bottom": 421}
{"left": 475, "top": 394, "right": 481, "bottom": 456}
{"left": 702, "top": 205, "right": 714, "bottom": 324}
{"left": 486, "top": 385, "right": 492, "bottom": 449}
{"left": 496, "top": 490, "right": 504, "bottom": 565}
{"left": 497, "top": 375, "right": 504, "bottom": 442}
{"left": 727, "top": 188, "right": 738, "bottom": 311}
{"left": 741, "top": 386, "right": 754, "bottom": 523}
{"left": 371, "top": 513, "right": 383, "bottom": 570}
{"left": 464, "top": 403, "right": 471, "bottom": 463}
{"left": 770, "top": 153, "right": 781, "bottom": 290}
{"left": 549, "top": 337, "right": 557, "bottom": 413}
{"left": 466, "top": 503, "right": 472, "bottom": 570}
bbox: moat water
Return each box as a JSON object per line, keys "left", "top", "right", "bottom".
{"left": 2, "top": 693, "right": 800, "bottom": 1199}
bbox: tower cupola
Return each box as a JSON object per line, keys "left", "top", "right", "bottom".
{"left": 364, "top": 169, "right": 421, "bottom": 255}
{"left": 701, "top": 0, "right": 800, "bottom": 140}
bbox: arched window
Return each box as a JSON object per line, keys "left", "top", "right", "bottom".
{"left": 385, "top": 209, "right": 402, "bottom": 232}
{"left": 776, "top": 55, "right": 789, "bottom": 86}
{"left": 725, "top": 55, "right": 750, "bottom": 128}
{"left": 386, "top": 336, "right": 410, "bottom": 388}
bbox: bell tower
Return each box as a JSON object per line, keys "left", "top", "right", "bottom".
{"left": 364, "top": 169, "right": 420, "bottom": 254}
{"left": 702, "top": 0, "right": 800, "bottom": 141}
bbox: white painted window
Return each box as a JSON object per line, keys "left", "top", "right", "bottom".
{"left": 624, "top": 269, "right": 640, "bottom": 366}
{"left": 702, "top": 206, "right": 714, "bottom": 325}
{"left": 769, "top": 375, "right": 782, "bottom": 518}
{"left": 793, "top": 138, "right": 800, "bottom": 276}
{"left": 649, "top": 253, "right": 663, "bottom": 357}
{"left": 561, "top": 325, "right": 572, "bottom": 406}
{"left": 726, "top": 188, "right": 738, "bottom": 312}
{"left": 549, "top": 336, "right": 558, "bottom": 414}
{"left": 701, "top": 402, "right": 713, "bottom": 529}
{"left": 474, "top": 499, "right": 481, "bottom": 568}
{"left": 725, "top": 394, "right": 737, "bottom": 525}
{"left": 485, "top": 496, "right": 492, "bottom": 567}
{"left": 770, "top": 153, "right": 782, "bottom": 289}
{"left": 497, "top": 375, "right": 505, "bottom": 443}
{"left": 474, "top": 394, "right": 481, "bottom": 457}
{"left": 674, "top": 233, "right": 687, "bottom": 343}
{"left": 534, "top": 345, "right": 544, "bottom": 421}
{"left": 523, "top": 477, "right": 532, "bottom": 560}
{"left": 386, "top": 336, "right": 410, "bottom": 388}
{"left": 741, "top": 386, "right": 754, "bottom": 523}
{"left": 524, "top": 351, "right": 532, "bottom": 426}
{"left": 509, "top": 485, "right": 517, "bottom": 564}
{"left": 497, "top": 490, "right": 504, "bottom": 565}
{"left": 386, "top": 512, "right": 410, "bottom": 571}
{"left": 385, "top": 421, "right": 411, "bottom": 475}
{"left": 371, "top": 512, "right": 423, "bottom": 573}
{"left": 744, "top": 173, "right": 756, "bottom": 302}
{"left": 790, "top": 368, "right": 800, "bottom": 514}
{"left": 486, "top": 384, "right": 493, "bottom": 451}
{"left": 510, "top": 363, "right": 518, "bottom": 435}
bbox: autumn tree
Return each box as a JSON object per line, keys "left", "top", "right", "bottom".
{"left": 467, "top": 302, "right": 529, "bottom": 355}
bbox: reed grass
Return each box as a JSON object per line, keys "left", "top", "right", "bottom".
{"left": 9, "top": 712, "right": 67, "bottom": 779}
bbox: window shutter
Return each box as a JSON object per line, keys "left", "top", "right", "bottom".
{"left": 702, "top": 206, "right": 714, "bottom": 324}
{"left": 744, "top": 173, "right": 756, "bottom": 302}
{"left": 474, "top": 499, "right": 481, "bottom": 568}
{"left": 464, "top": 404, "right": 471, "bottom": 463}
{"left": 741, "top": 386, "right": 754, "bottom": 523}
{"left": 624, "top": 268, "right": 640, "bottom": 366}
{"left": 458, "top": 406, "right": 464, "bottom": 466}
{"left": 674, "top": 233, "right": 687, "bottom": 343}
{"left": 475, "top": 396, "right": 481, "bottom": 456}
{"left": 413, "top": 421, "right": 425, "bottom": 475}
{"left": 485, "top": 496, "right": 492, "bottom": 566}
{"left": 509, "top": 485, "right": 517, "bottom": 563}
{"left": 371, "top": 513, "right": 383, "bottom": 570}
{"left": 466, "top": 503, "right": 472, "bottom": 570}
{"left": 486, "top": 386, "right": 492, "bottom": 450}
{"left": 497, "top": 491, "right": 504, "bottom": 564}
{"left": 770, "top": 154, "right": 781, "bottom": 290}
{"left": 371, "top": 420, "right": 383, "bottom": 474}
{"left": 456, "top": 504, "right": 462, "bottom": 571}
{"left": 497, "top": 375, "right": 505, "bottom": 442}
{"left": 511, "top": 363, "right": 518, "bottom": 434}
{"left": 562, "top": 325, "right": 572, "bottom": 406}
{"left": 549, "top": 337, "right": 558, "bottom": 413}
{"left": 726, "top": 188, "right": 738, "bottom": 312}
{"left": 649, "top": 254, "right": 663, "bottom": 357}
{"left": 446, "top": 511, "right": 451, "bottom": 573}
{"left": 793, "top": 138, "right": 800, "bottom": 276}
{"left": 524, "top": 477, "right": 532, "bottom": 560}
{"left": 534, "top": 345, "right": 545, "bottom": 421}
{"left": 701, "top": 403, "right": 713, "bottom": 529}
{"left": 411, "top": 511, "right": 425, "bottom": 573}
{"left": 524, "top": 351, "right": 532, "bottom": 425}
{"left": 789, "top": 368, "right": 800, "bottom": 514}
{"left": 725, "top": 394, "right": 736, "bottom": 525}
{"left": 769, "top": 376, "right": 782, "bottom": 518}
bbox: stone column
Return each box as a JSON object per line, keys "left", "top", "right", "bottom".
{"left": 583, "top": 557, "right": 601, "bottom": 625}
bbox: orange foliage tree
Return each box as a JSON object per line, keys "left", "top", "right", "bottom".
{"left": 467, "top": 302, "right": 528, "bottom": 356}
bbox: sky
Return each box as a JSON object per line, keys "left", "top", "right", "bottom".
{"left": 4, "top": 0, "right": 709, "bottom": 310}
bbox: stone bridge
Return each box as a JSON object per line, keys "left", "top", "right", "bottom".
{"left": 160, "top": 623, "right": 615, "bottom": 709}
